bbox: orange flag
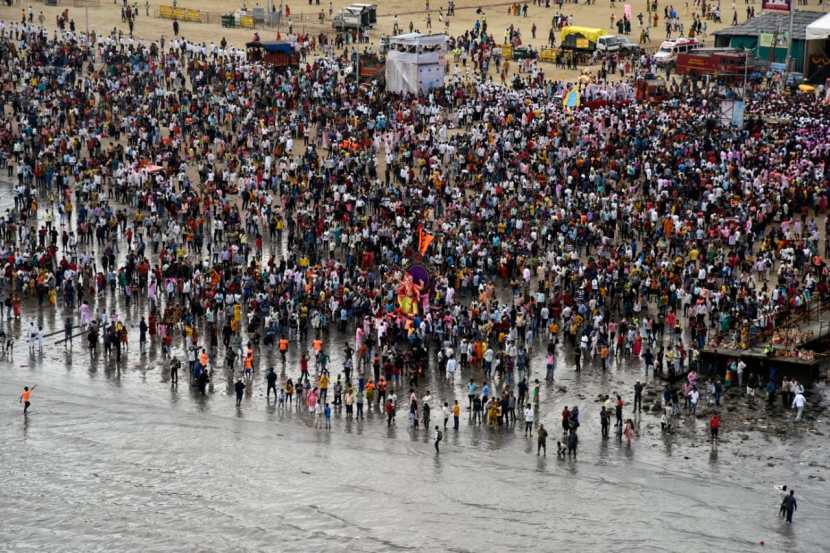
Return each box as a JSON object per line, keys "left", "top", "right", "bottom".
{"left": 418, "top": 226, "right": 434, "bottom": 256}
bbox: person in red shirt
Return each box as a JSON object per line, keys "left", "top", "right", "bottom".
{"left": 709, "top": 414, "right": 721, "bottom": 446}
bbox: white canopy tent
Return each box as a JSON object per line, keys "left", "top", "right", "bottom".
{"left": 806, "top": 13, "right": 830, "bottom": 40}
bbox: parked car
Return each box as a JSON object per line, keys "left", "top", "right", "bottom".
{"left": 596, "top": 35, "right": 641, "bottom": 55}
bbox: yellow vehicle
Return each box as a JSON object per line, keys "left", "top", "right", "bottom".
{"left": 559, "top": 26, "right": 607, "bottom": 51}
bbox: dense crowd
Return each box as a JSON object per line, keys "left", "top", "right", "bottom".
{"left": 1, "top": 21, "right": 828, "bottom": 443}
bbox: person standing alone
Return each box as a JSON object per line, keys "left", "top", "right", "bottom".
{"left": 266, "top": 367, "right": 278, "bottom": 401}
{"left": 235, "top": 378, "right": 246, "bottom": 407}
{"left": 633, "top": 381, "right": 644, "bottom": 412}
{"left": 524, "top": 404, "right": 534, "bottom": 437}
{"left": 537, "top": 424, "right": 548, "bottom": 456}
{"left": 781, "top": 489, "right": 797, "bottom": 524}
{"left": 19, "top": 385, "right": 35, "bottom": 415}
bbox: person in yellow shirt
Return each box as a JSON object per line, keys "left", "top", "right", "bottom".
{"left": 319, "top": 372, "right": 330, "bottom": 403}
{"left": 451, "top": 399, "right": 461, "bottom": 431}
{"left": 689, "top": 247, "right": 699, "bottom": 263}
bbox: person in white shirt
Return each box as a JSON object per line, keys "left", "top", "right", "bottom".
{"left": 445, "top": 355, "right": 457, "bottom": 382}
{"left": 791, "top": 392, "right": 806, "bottom": 421}
{"left": 524, "top": 405, "right": 534, "bottom": 437}
{"left": 736, "top": 360, "right": 746, "bottom": 388}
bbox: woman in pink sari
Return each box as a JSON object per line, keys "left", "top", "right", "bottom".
{"left": 307, "top": 387, "right": 318, "bottom": 413}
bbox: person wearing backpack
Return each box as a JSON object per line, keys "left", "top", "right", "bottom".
{"left": 433, "top": 425, "right": 443, "bottom": 453}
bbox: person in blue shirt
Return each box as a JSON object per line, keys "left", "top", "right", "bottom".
{"left": 466, "top": 379, "right": 477, "bottom": 410}
{"left": 324, "top": 403, "right": 332, "bottom": 430}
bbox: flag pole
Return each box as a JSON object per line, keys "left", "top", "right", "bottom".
{"left": 784, "top": 0, "right": 795, "bottom": 71}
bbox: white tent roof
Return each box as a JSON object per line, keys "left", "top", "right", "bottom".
{"left": 389, "top": 33, "right": 447, "bottom": 48}
{"left": 806, "top": 12, "right": 830, "bottom": 40}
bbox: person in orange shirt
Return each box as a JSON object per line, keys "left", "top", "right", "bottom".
{"left": 278, "top": 335, "right": 289, "bottom": 364}
{"left": 19, "top": 385, "right": 35, "bottom": 415}
{"left": 244, "top": 349, "right": 254, "bottom": 379}
{"left": 365, "top": 379, "right": 376, "bottom": 410}
{"left": 199, "top": 349, "right": 209, "bottom": 373}
{"left": 312, "top": 338, "right": 323, "bottom": 369}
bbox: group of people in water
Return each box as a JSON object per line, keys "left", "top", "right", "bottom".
{"left": 1, "top": 14, "right": 825, "bottom": 523}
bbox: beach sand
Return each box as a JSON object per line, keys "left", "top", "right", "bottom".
{"left": 0, "top": 0, "right": 764, "bottom": 55}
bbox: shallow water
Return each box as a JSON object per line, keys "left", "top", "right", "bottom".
{"left": 1, "top": 307, "right": 828, "bottom": 553}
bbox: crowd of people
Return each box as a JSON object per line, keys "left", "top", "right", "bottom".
{"left": 0, "top": 17, "right": 827, "bottom": 469}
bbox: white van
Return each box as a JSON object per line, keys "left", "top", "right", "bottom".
{"left": 654, "top": 38, "right": 700, "bottom": 65}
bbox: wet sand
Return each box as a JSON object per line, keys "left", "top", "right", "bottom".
{"left": 2, "top": 361, "right": 829, "bottom": 552}
{"left": 0, "top": 274, "right": 829, "bottom": 552}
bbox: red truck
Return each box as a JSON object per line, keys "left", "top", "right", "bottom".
{"left": 676, "top": 48, "right": 754, "bottom": 81}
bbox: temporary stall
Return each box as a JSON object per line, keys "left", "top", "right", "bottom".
{"left": 713, "top": 11, "right": 825, "bottom": 73}
{"left": 805, "top": 13, "right": 830, "bottom": 82}
{"left": 385, "top": 33, "right": 448, "bottom": 95}
{"left": 806, "top": 12, "right": 830, "bottom": 40}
